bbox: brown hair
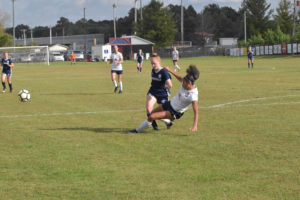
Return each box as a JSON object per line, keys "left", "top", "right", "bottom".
{"left": 150, "top": 53, "right": 161, "bottom": 63}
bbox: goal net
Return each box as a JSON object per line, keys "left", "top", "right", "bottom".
{"left": 0, "top": 46, "right": 50, "bottom": 66}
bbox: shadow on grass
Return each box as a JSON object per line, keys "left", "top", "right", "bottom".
{"left": 41, "top": 127, "right": 125, "bottom": 133}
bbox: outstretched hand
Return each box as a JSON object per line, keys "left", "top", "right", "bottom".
{"left": 190, "top": 126, "right": 197, "bottom": 132}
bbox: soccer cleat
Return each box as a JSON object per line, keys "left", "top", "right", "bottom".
{"left": 126, "top": 129, "right": 138, "bottom": 134}
{"left": 152, "top": 126, "right": 160, "bottom": 131}
{"left": 119, "top": 90, "right": 122, "bottom": 94}
{"left": 9, "top": 88, "right": 13, "bottom": 93}
{"left": 114, "top": 87, "right": 118, "bottom": 93}
{"left": 166, "top": 121, "right": 173, "bottom": 129}
{"left": 2, "top": 89, "right": 6, "bottom": 93}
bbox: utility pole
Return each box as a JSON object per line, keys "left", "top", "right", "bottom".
{"left": 244, "top": 11, "right": 247, "bottom": 43}
{"left": 113, "top": 3, "right": 117, "bottom": 38}
{"left": 49, "top": 26, "right": 52, "bottom": 45}
{"left": 292, "top": 0, "right": 296, "bottom": 39}
{"left": 84, "top": 7, "right": 87, "bottom": 55}
{"left": 12, "top": 0, "right": 15, "bottom": 47}
{"left": 180, "top": 0, "right": 184, "bottom": 44}
{"left": 140, "top": 0, "right": 143, "bottom": 20}
{"left": 134, "top": 0, "right": 138, "bottom": 35}
{"left": 21, "top": 29, "right": 26, "bottom": 45}
{"left": 30, "top": 28, "right": 33, "bottom": 43}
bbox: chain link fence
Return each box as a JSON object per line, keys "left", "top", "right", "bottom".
{"left": 155, "top": 46, "right": 227, "bottom": 58}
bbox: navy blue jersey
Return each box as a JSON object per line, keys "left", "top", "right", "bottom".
{"left": 137, "top": 52, "right": 144, "bottom": 60}
{"left": 1, "top": 58, "right": 13, "bottom": 71}
{"left": 148, "top": 68, "right": 171, "bottom": 98}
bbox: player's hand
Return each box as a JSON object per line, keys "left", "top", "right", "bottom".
{"left": 190, "top": 126, "right": 197, "bottom": 132}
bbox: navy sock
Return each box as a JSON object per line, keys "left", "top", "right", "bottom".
{"left": 9, "top": 83, "right": 12, "bottom": 91}
{"left": 248, "top": 63, "right": 250, "bottom": 68}
{"left": 140, "top": 68, "right": 142, "bottom": 72}
{"left": 252, "top": 63, "right": 254, "bottom": 68}
{"left": 2, "top": 82, "right": 6, "bottom": 89}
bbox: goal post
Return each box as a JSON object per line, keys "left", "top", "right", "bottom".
{"left": 0, "top": 46, "right": 50, "bottom": 66}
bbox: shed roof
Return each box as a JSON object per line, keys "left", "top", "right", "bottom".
{"left": 109, "top": 35, "right": 154, "bottom": 46}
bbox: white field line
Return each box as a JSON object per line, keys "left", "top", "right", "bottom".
{"left": 0, "top": 95, "right": 299, "bottom": 119}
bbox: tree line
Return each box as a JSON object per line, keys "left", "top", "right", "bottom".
{"left": 1, "top": 0, "right": 300, "bottom": 47}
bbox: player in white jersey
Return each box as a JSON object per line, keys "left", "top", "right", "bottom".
{"left": 109, "top": 46, "right": 124, "bottom": 94}
{"left": 172, "top": 47, "right": 181, "bottom": 72}
{"left": 127, "top": 65, "right": 199, "bottom": 133}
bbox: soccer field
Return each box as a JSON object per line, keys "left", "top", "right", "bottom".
{"left": 0, "top": 56, "right": 299, "bottom": 199}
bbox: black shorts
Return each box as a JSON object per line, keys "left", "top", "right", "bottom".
{"left": 111, "top": 70, "right": 123, "bottom": 75}
{"left": 162, "top": 101, "right": 184, "bottom": 120}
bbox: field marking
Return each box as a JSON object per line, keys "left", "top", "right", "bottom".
{"left": 0, "top": 95, "right": 299, "bottom": 118}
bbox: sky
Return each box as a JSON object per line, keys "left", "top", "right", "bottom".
{"left": 0, "top": 0, "right": 281, "bottom": 28}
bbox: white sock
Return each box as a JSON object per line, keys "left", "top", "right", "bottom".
{"left": 136, "top": 120, "right": 152, "bottom": 132}
{"left": 119, "top": 81, "right": 123, "bottom": 91}
{"left": 176, "top": 65, "right": 181, "bottom": 70}
{"left": 160, "top": 119, "right": 171, "bottom": 124}
{"left": 113, "top": 80, "right": 117, "bottom": 87}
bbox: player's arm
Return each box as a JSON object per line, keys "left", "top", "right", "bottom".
{"left": 164, "top": 79, "right": 172, "bottom": 90}
{"left": 9, "top": 61, "right": 14, "bottom": 68}
{"left": 164, "top": 66, "right": 183, "bottom": 82}
{"left": 190, "top": 101, "right": 198, "bottom": 132}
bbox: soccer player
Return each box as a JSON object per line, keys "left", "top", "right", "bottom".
{"left": 136, "top": 49, "right": 144, "bottom": 72}
{"left": 146, "top": 54, "right": 172, "bottom": 130}
{"left": 247, "top": 46, "right": 254, "bottom": 69}
{"left": 1, "top": 52, "right": 14, "bottom": 93}
{"left": 109, "top": 45, "right": 124, "bottom": 94}
{"left": 127, "top": 65, "right": 199, "bottom": 133}
{"left": 172, "top": 47, "right": 181, "bottom": 71}
{"left": 70, "top": 51, "right": 76, "bottom": 65}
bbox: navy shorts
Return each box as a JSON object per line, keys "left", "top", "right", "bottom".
{"left": 248, "top": 55, "right": 253, "bottom": 60}
{"left": 111, "top": 70, "right": 123, "bottom": 75}
{"left": 162, "top": 101, "right": 184, "bottom": 120}
{"left": 2, "top": 69, "right": 12, "bottom": 76}
{"left": 147, "top": 92, "right": 168, "bottom": 104}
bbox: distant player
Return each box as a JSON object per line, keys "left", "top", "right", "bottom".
{"left": 70, "top": 52, "right": 76, "bottom": 65}
{"left": 136, "top": 49, "right": 144, "bottom": 73}
{"left": 172, "top": 47, "right": 181, "bottom": 71}
{"left": 145, "top": 54, "right": 172, "bottom": 130}
{"left": 1, "top": 52, "right": 14, "bottom": 93}
{"left": 247, "top": 46, "right": 254, "bottom": 69}
{"left": 109, "top": 46, "right": 124, "bottom": 94}
{"left": 127, "top": 65, "right": 199, "bottom": 133}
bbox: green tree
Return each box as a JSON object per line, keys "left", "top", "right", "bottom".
{"left": 137, "top": 0, "right": 177, "bottom": 47}
{"left": 273, "top": 25, "right": 291, "bottom": 43}
{"left": 273, "top": 0, "right": 293, "bottom": 34}
{"left": 242, "top": 0, "right": 273, "bottom": 36}
{"left": 248, "top": 33, "right": 265, "bottom": 45}
{"left": 294, "top": 25, "right": 300, "bottom": 41}
{"left": 264, "top": 29, "right": 276, "bottom": 44}
{"left": 0, "top": 12, "right": 13, "bottom": 47}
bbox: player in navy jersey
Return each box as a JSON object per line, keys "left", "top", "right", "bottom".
{"left": 1, "top": 52, "right": 14, "bottom": 93}
{"left": 146, "top": 54, "right": 172, "bottom": 130}
{"left": 127, "top": 65, "right": 200, "bottom": 134}
{"left": 136, "top": 49, "right": 144, "bottom": 72}
{"left": 247, "top": 46, "right": 254, "bottom": 69}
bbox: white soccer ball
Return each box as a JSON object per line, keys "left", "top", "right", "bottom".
{"left": 18, "top": 89, "right": 31, "bottom": 102}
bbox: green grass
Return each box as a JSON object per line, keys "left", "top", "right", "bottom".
{"left": 0, "top": 56, "right": 299, "bottom": 199}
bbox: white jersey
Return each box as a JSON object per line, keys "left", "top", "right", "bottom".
{"left": 172, "top": 50, "right": 179, "bottom": 61}
{"left": 170, "top": 86, "right": 198, "bottom": 113}
{"left": 111, "top": 52, "right": 123, "bottom": 71}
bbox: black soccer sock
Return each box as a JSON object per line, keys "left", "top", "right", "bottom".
{"left": 140, "top": 68, "right": 142, "bottom": 72}
{"left": 2, "top": 82, "right": 6, "bottom": 89}
{"left": 252, "top": 63, "right": 254, "bottom": 68}
{"left": 9, "top": 83, "right": 12, "bottom": 91}
{"left": 248, "top": 63, "right": 250, "bottom": 68}
{"left": 147, "top": 113, "right": 159, "bottom": 129}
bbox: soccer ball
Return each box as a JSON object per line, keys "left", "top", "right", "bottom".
{"left": 18, "top": 89, "right": 31, "bottom": 102}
